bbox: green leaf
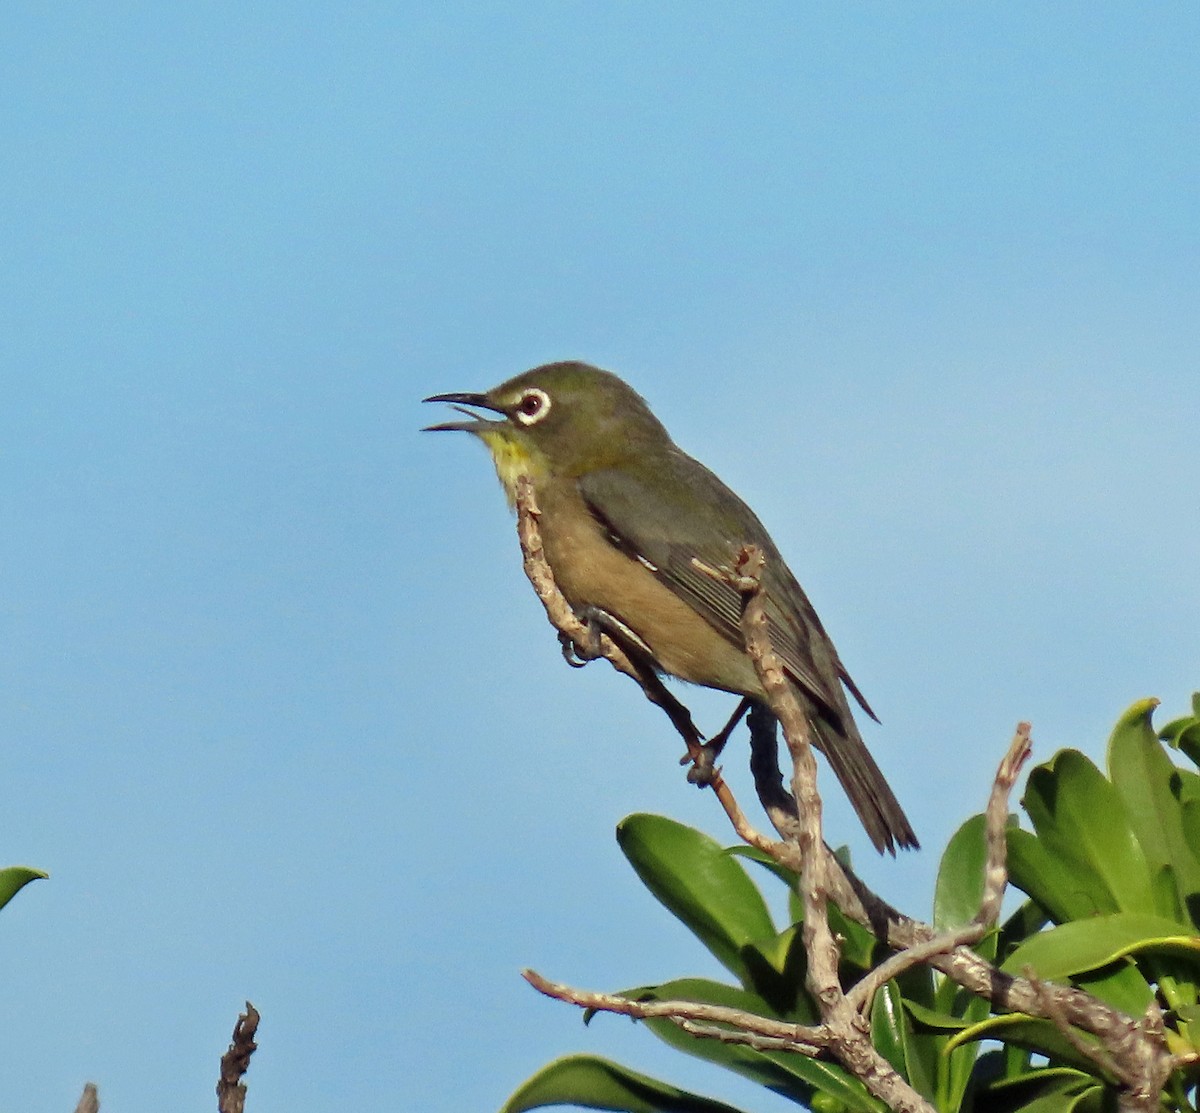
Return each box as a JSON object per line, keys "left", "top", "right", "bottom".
{"left": 909, "top": 985, "right": 995, "bottom": 1113}
{"left": 1072, "top": 961, "right": 1155, "bottom": 1017}
{"left": 869, "top": 979, "right": 907, "bottom": 1077}
{"left": 628, "top": 978, "right": 882, "bottom": 1112}
{"left": 1002, "top": 912, "right": 1200, "bottom": 981}
{"left": 870, "top": 981, "right": 936, "bottom": 1103}
{"left": 1160, "top": 692, "right": 1200, "bottom": 768}
{"left": 829, "top": 903, "right": 886, "bottom": 972}
{"left": 933, "top": 814, "right": 987, "bottom": 932}
{"left": 0, "top": 866, "right": 48, "bottom": 911}
{"left": 726, "top": 847, "right": 883, "bottom": 970}
{"left": 499, "top": 1054, "right": 750, "bottom": 1113}
{"left": 1021, "top": 750, "right": 1154, "bottom": 915}
{"left": 946, "top": 1014, "right": 1114, "bottom": 1081}
{"left": 1183, "top": 800, "right": 1200, "bottom": 867}
{"left": 1107, "top": 698, "right": 1200, "bottom": 912}
{"left": 1007, "top": 828, "right": 1104, "bottom": 924}
{"left": 980, "top": 1067, "right": 1099, "bottom": 1112}
{"left": 903, "top": 999, "right": 972, "bottom": 1033}
{"left": 737, "top": 925, "right": 818, "bottom": 1022}
{"left": 1014, "top": 1081, "right": 1105, "bottom": 1113}
{"left": 617, "top": 815, "right": 775, "bottom": 985}
{"left": 997, "top": 898, "right": 1051, "bottom": 960}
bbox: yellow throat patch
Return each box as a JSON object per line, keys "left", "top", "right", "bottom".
{"left": 477, "top": 428, "right": 546, "bottom": 507}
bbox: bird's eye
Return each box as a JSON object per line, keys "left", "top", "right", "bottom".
{"left": 513, "top": 388, "right": 551, "bottom": 426}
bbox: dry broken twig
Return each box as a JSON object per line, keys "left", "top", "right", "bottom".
{"left": 73, "top": 1083, "right": 99, "bottom": 1113}
{"left": 216, "top": 1002, "right": 260, "bottom": 1113}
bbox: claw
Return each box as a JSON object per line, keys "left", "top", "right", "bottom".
{"left": 558, "top": 631, "right": 591, "bottom": 668}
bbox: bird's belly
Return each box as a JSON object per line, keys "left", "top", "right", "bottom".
{"left": 538, "top": 500, "right": 763, "bottom": 697}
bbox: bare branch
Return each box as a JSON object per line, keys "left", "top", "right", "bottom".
{"left": 675, "top": 1018, "right": 824, "bottom": 1055}
{"left": 979, "top": 722, "right": 1031, "bottom": 925}
{"left": 1024, "top": 965, "right": 1121, "bottom": 1084}
{"left": 216, "top": 1003, "right": 260, "bottom": 1113}
{"left": 522, "top": 968, "right": 826, "bottom": 1056}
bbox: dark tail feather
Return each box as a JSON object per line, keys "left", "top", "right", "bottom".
{"left": 811, "top": 715, "right": 918, "bottom": 855}
{"left": 747, "top": 699, "right": 917, "bottom": 855}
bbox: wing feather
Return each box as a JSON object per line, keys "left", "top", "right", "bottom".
{"left": 577, "top": 454, "right": 869, "bottom": 726}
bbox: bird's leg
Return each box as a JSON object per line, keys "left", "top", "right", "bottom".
{"left": 558, "top": 605, "right": 714, "bottom": 776}
{"left": 745, "top": 702, "right": 805, "bottom": 841}
{"left": 685, "top": 696, "right": 753, "bottom": 785}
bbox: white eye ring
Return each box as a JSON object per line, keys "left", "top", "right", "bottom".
{"left": 513, "top": 387, "right": 551, "bottom": 426}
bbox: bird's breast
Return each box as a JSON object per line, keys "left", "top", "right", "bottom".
{"left": 533, "top": 481, "right": 763, "bottom": 698}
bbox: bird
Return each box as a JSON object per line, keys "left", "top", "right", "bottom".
{"left": 423, "top": 361, "right": 917, "bottom": 854}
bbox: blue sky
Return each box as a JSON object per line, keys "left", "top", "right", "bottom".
{"left": 2, "top": 4, "right": 1197, "bottom": 1111}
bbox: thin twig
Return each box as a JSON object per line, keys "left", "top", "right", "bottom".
{"left": 675, "top": 1018, "right": 825, "bottom": 1055}
{"left": 1025, "top": 967, "right": 1122, "bottom": 1083}
{"left": 523, "top": 968, "right": 826, "bottom": 1055}
{"left": 847, "top": 723, "right": 1033, "bottom": 1013}
{"left": 979, "top": 722, "right": 1031, "bottom": 925}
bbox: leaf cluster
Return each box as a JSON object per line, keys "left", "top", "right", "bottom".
{"left": 503, "top": 695, "right": 1200, "bottom": 1113}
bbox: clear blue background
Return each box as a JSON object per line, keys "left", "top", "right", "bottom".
{"left": 2, "top": 4, "right": 1197, "bottom": 1111}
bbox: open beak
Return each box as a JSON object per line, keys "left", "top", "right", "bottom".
{"left": 421, "top": 392, "right": 507, "bottom": 434}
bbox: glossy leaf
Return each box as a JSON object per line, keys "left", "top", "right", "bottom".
{"left": 1014, "top": 1081, "right": 1104, "bottom": 1113}
{"left": 1021, "top": 750, "right": 1154, "bottom": 915}
{"left": 1107, "top": 699, "right": 1200, "bottom": 912}
{"left": 871, "top": 980, "right": 936, "bottom": 1103}
{"left": 946, "top": 1014, "right": 1114, "bottom": 1081}
{"left": 869, "top": 979, "right": 907, "bottom": 1077}
{"left": 997, "top": 898, "right": 1051, "bottom": 960}
{"left": 499, "top": 1054, "right": 749, "bottom": 1113}
{"left": 740, "top": 925, "right": 827, "bottom": 1023}
{"left": 980, "top": 1066, "right": 1098, "bottom": 1113}
{"left": 0, "top": 866, "right": 47, "bottom": 911}
{"left": 933, "top": 814, "right": 987, "bottom": 932}
{"left": 1007, "top": 828, "right": 1105, "bottom": 924}
{"left": 616, "top": 815, "right": 775, "bottom": 984}
{"left": 1072, "top": 961, "right": 1155, "bottom": 1017}
{"left": 928, "top": 813, "right": 1000, "bottom": 1108}
{"left": 904, "top": 999, "right": 969, "bottom": 1032}
{"left": 1002, "top": 912, "right": 1200, "bottom": 981}
{"left": 727, "top": 847, "right": 882, "bottom": 968}
{"left": 1183, "top": 801, "right": 1200, "bottom": 872}
{"left": 1160, "top": 693, "right": 1200, "bottom": 769}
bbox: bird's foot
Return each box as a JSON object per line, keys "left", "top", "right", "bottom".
{"left": 683, "top": 696, "right": 753, "bottom": 786}
{"left": 686, "top": 746, "right": 719, "bottom": 785}
{"left": 558, "top": 605, "right": 609, "bottom": 667}
{"left": 558, "top": 630, "right": 594, "bottom": 668}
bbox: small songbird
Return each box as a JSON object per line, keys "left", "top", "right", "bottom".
{"left": 423, "top": 361, "right": 917, "bottom": 854}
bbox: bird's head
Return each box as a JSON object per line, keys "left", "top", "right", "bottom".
{"left": 423, "top": 361, "right": 670, "bottom": 503}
